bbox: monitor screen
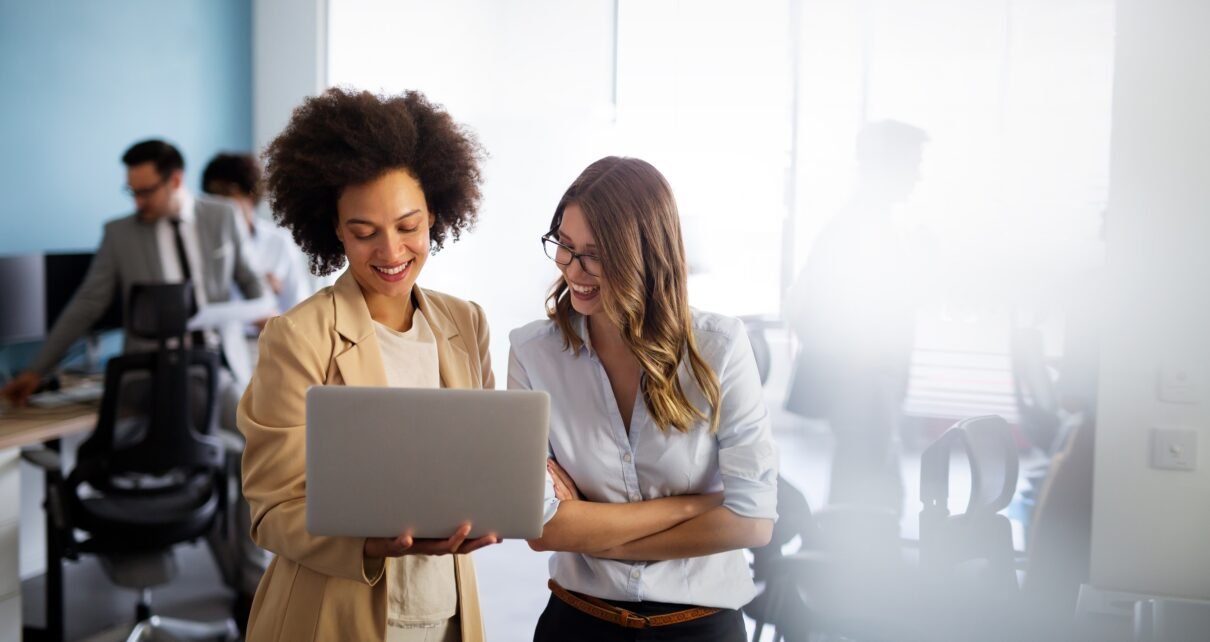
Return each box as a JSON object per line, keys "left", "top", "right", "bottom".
{"left": 0, "top": 254, "right": 47, "bottom": 343}
{"left": 44, "top": 252, "right": 123, "bottom": 332}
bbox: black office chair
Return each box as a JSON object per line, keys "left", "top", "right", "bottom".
{"left": 744, "top": 476, "right": 818, "bottom": 642}
{"left": 918, "top": 414, "right": 1022, "bottom": 641}
{"left": 22, "top": 283, "right": 237, "bottom": 642}
{"left": 744, "top": 477, "right": 922, "bottom": 642}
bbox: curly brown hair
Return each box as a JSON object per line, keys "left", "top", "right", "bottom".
{"left": 263, "top": 88, "right": 485, "bottom": 276}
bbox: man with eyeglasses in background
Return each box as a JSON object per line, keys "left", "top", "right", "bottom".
{"left": 0, "top": 138, "right": 270, "bottom": 628}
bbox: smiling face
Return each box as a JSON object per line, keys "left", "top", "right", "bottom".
{"left": 556, "top": 203, "right": 606, "bottom": 318}
{"left": 335, "top": 169, "right": 434, "bottom": 315}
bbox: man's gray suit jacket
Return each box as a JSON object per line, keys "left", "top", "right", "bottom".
{"left": 29, "top": 196, "right": 265, "bottom": 381}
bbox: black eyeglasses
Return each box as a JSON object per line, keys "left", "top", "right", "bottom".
{"left": 542, "top": 235, "right": 601, "bottom": 276}
{"left": 124, "top": 179, "right": 167, "bottom": 199}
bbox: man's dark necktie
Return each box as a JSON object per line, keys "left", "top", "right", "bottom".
{"left": 170, "top": 219, "right": 208, "bottom": 348}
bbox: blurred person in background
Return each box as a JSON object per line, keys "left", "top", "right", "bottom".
{"left": 785, "top": 120, "right": 930, "bottom": 516}
{"left": 203, "top": 152, "right": 312, "bottom": 320}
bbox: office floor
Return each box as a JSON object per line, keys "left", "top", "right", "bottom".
{"left": 21, "top": 328, "right": 980, "bottom": 642}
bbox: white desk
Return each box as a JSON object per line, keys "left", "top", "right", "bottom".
{"left": 0, "top": 402, "right": 96, "bottom": 642}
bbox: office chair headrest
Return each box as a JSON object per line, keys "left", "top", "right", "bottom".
{"left": 920, "top": 415, "right": 1018, "bottom": 517}
{"left": 127, "top": 282, "right": 193, "bottom": 340}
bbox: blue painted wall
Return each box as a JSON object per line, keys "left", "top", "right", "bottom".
{"left": 0, "top": 0, "right": 252, "bottom": 255}
{"left": 0, "top": 1, "right": 251, "bottom": 375}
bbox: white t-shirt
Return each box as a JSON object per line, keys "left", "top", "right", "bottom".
{"left": 374, "top": 311, "right": 457, "bottom": 630}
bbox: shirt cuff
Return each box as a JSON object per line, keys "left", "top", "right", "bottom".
{"left": 719, "top": 440, "right": 779, "bottom": 520}
{"left": 722, "top": 476, "right": 779, "bottom": 520}
{"left": 541, "top": 497, "right": 562, "bottom": 525}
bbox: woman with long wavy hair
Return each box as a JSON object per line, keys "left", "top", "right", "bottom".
{"left": 508, "top": 156, "right": 779, "bottom": 641}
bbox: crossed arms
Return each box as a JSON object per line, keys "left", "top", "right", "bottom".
{"left": 527, "top": 459, "right": 772, "bottom": 561}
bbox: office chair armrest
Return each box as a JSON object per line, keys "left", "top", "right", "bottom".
{"left": 21, "top": 447, "right": 63, "bottom": 475}
{"left": 20, "top": 447, "right": 78, "bottom": 558}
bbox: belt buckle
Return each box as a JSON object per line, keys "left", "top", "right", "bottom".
{"left": 618, "top": 609, "right": 650, "bottom": 629}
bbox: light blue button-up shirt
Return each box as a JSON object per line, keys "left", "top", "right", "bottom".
{"left": 508, "top": 310, "right": 779, "bottom": 609}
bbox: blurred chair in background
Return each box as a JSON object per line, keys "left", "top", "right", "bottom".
{"left": 1133, "top": 596, "right": 1210, "bottom": 642}
{"left": 918, "top": 414, "right": 1022, "bottom": 641}
{"left": 22, "top": 283, "right": 237, "bottom": 642}
{"left": 743, "top": 484, "right": 918, "bottom": 641}
{"left": 744, "top": 415, "right": 1027, "bottom": 641}
{"left": 744, "top": 476, "right": 817, "bottom": 642}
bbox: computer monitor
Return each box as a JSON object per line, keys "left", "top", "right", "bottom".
{"left": 44, "top": 252, "right": 123, "bottom": 332}
{"left": 0, "top": 254, "right": 47, "bottom": 344}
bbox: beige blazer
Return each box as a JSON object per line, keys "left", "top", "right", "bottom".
{"left": 237, "top": 271, "right": 494, "bottom": 642}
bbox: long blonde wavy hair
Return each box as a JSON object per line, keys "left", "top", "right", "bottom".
{"left": 546, "top": 157, "right": 721, "bottom": 433}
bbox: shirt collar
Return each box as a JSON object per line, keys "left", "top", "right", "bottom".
{"left": 575, "top": 313, "right": 596, "bottom": 358}
{"left": 175, "top": 190, "right": 195, "bottom": 223}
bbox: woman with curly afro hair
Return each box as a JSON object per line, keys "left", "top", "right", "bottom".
{"left": 237, "top": 88, "right": 499, "bottom": 642}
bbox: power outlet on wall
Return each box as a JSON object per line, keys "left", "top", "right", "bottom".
{"left": 1150, "top": 428, "right": 1198, "bottom": 471}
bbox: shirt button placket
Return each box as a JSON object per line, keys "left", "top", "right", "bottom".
{"left": 622, "top": 449, "right": 639, "bottom": 502}
{"left": 627, "top": 564, "right": 644, "bottom": 597}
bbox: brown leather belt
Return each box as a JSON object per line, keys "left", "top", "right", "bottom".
{"left": 548, "top": 579, "right": 721, "bottom": 629}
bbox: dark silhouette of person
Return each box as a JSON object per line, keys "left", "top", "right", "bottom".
{"left": 785, "top": 120, "right": 929, "bottom": 514}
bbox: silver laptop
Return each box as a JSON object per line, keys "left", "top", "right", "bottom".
{"left": 306, "top": 386, "right": 550, "bottom": 539}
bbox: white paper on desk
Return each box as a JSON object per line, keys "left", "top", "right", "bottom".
{"left": 186, "top": 297, "right": 277, "bottom": 330}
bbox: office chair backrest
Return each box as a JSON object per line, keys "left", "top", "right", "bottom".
{"left": 964, "top": 416, "right": 1018, "bottom": 514}
{"left": 919, "top": 414, "right": 1021, "bottom": 610}
{"left": 752, "top": 476, "right": 817, "bottom": 574}
{"left": 126, "top": 281, "right": 195, "bottom": 340}
{"left": 920, "top": 415, "right": 1018, "bottom": 518}
{"left": 74, "top": 283, "right": 223, "bottom": 484}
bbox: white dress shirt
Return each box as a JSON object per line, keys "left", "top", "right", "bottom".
{"left": 155, "top": 190, "right": 208, "bottom": 306}
{"left": 245, "top": 218, "right": 310, "bottom": 315}
{"left": 508, "top": 309, "right": 779, "bottom": 609}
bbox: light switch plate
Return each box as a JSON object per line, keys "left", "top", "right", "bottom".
{"left": 1157, "top": 364, "right": 1201, "bottom": 404}
{"left": 1151, "top": 428, "right": 1197, "bottom": 471}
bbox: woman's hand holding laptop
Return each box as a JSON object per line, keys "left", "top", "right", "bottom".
{"left": 364, "top": 521, "right": 500, "bottom": 559}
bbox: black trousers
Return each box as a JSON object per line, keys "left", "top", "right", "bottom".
{"left": 533, "top": 593, "right": 746, "bottom": 642}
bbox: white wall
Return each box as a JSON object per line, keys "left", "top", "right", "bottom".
{"left": 328, "top": 0, "right": 621, "bottom": 376}
{"left": 1091, "top": 0, "right": 1210, "bottom": 599}
{"left": 253, "top": 0, "right": 327, "bottom": 154}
